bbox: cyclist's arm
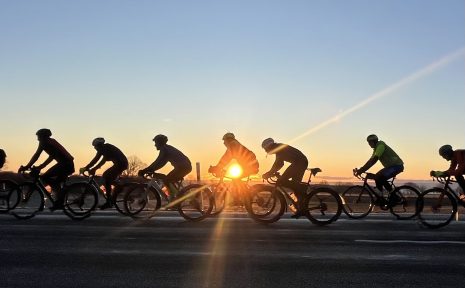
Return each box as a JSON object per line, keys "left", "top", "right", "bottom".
{"left": 37, "top": 156, "right": 54, "bottom": 170}
{"left": 216, "top": 149, "right": 232, "bottom": 169}
{"left": 146, "top": 150, "right": 168, "bottom": 172}
{"left": 358, "top": 156, "right": 378, "bottom": 174}
{"left": 446, "top": 152, "right": 464, "bottom": 176}
{"left": 93, "top": 157, "right": 108, "bottom": 171}
{"left": 268, "top": 156, "right": 284, "bottom": 174}
{"left": 85, "top": 152, "right": 102, "bottom": 170}
{"left": 24, "top": 146, "right": 43, "bottom": 168}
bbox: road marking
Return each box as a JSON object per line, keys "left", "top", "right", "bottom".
{"left": 355, "top": 240, "right": 465, "bottom": 245}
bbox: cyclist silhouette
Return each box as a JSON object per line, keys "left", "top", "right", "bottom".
{"left": 81, "top": 137, "right": 129, "bottom": 210}
{"left": 430, "top": 145, "right": 465, "bottom": 203}
{"left": 18, "top": 129, "right": 75, "bottom": 211}
{"left": 355, "top": 134, "right": 404, "bottom": 192}
{"left": 261, "top": 138, "right": 309, "bottom": 218}
{"left": 138, "top": 134, "right": 192, "bottom": 200}
{"left": 0, "top": 149, "right": 5, "bottom": 169}
{"left": 209, "top": 133, "right": 259, "bottom": 178}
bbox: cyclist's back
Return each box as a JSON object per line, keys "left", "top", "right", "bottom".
{"left": 214, "top": 133, "right": 259, "bottom": 177}
{"left": 96, "top": 143, "right": 129, "bottom": 168}
{"left": 153, "top": 144, "right": 191, "bottom": 170}
{"left": 40, "top": 137, "right": 74, "bottom": 164}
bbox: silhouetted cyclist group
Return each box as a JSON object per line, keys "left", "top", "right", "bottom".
{"left": 1, "top": 128, "right": 464, "bottom": 216}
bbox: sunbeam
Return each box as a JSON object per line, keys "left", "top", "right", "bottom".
{"left": 286, "top": 47, "right": 465, "bottom": 145}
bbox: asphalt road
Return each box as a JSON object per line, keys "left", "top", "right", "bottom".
{"left": 1, "top": 211, "right": 464, "bottom": 288}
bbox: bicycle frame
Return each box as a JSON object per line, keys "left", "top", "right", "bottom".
{"left": 432, "top": 176, "right": 462, "bottom": 207}
{"left": 354, "top": 172, "right": 397, "bottom": 207}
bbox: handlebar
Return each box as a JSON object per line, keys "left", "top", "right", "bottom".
{"left": 263, "top": 172, "right": 280, "bottom": 184}
{"left": 353, "top": 169, "right": 375, "bottom": 181}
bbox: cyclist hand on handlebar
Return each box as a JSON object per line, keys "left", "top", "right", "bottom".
{"left": 430, "top": 170, "right": 447, "bottom": 178}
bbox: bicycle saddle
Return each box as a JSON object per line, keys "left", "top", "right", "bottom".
{"left": 308, "top": 168, "right": 322, "bottom": 176}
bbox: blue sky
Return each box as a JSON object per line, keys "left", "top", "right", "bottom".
{"left": 1, "top": 0, "right": 464, "bottom": 179}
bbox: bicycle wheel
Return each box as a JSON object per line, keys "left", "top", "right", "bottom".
{"left": 0, "top": 180, "right": 20, "bottom": 213}
{"left": 10, "top": 182, "right": 44, "bottom": 220}
{"left": 62, "top": 183, "right": 98, "bottom": 220}
{"left": 245, "top": 184, "right": 285, "bottom": 224}
{"left": 417, "top": 188, "right": 456, "bottom": 229}
{"left": 389, "top": 185, "right": 420, "bottom": 220}
{"left": 304, "top": 187, "right": 342, "bottom": 225}
{"left": 113, "top": 183, "right": 136, "bottom": 216}
{"left": 341, "top": 185, "right": 374, "bottom": 219}
{"left": 209, "top": 183, "right": 227, "bottom": 216}
{"left": 124, "top": 184, "right": 161, "bottom": 219}
{"left": 177, "top": 184, "right": 213, "bottom": 221}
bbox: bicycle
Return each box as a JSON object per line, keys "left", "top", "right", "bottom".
{"left": 8, "top": 167, "right": 98, "bottom": 220}
{"left": 123, "top": 172, "right": 213, "bottom": 221}
{"left": 256, "top": 168, "right": 343, "bottom": 225}
{"left": 207, "top": 166, "right": 254, "bottom": 216}
{"left": 77, "top": 171, "right": 142, "bottom": 216}
{"left": 417, "top": 176, "right": 463, "bottom": 229}
{"left": 341, "top": 169, "right": 420, "bottom": 219}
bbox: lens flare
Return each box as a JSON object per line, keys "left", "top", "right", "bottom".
{"left": 226, "top": 164, "right": 243, "bottom": 178}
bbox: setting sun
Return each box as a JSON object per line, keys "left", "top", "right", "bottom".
{"left": 227, "top": 164, "right": 243, "bottom": 179}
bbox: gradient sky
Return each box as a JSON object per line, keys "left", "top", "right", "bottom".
{"left": 1, "top": 0, "right": 464, "bottom": 181}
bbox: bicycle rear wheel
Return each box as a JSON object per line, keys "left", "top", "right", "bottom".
{"left": 389, "top": 185, "right": 420, "bottom": 220}
{"left": 304, "top": 187, "right": 342, "bottom": 225}
{"left": 63, "top": 183, "right": 98, "bottom": 220}
{"left": 341, "top": 185, "right": 374, "bottom": 219}
{"left": 417, "top": 188, "right": 456, "bottom": 229}
{"left": 0, "top": 180, "right": 20, "bottom": 213}
{"left": 177, "top": 184, "right": 213, "bottom": 221}
{"left": 124, "top": 184, "right": 161, "bottom": 219}
{"left": 245, "top": 184, "right": 285, "bottom": 224}
{"left": 10, "top": 182, "right": 44, "bottom": 220}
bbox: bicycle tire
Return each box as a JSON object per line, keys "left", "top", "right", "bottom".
{"left": 113, "top": 183, "right": 138, "bottom": 216}
{"left": 177, "top": 184, "right": 213, "bottom": 222}
{"left": 0, "top": 180, "right": 20, "bottom": 213}
{"left": 417, "top": 188, "right": 456, "bottom": 229}
{"left": 389, "top": 185, "right": 420, "bottom": 220}
{"left": 209, "top": 184, "right": 227, "bottom": 216}
{"left": 62, "top": 183, "right": 98, "bottom": 220}
{"left": 304, "top": 187, "right": 342, "bottom": 225}
{"left": 341, "top": 185, "right": 374, "bottom": 219}
{"left": 10, "top": 182, "right": 45, "bottom": 220}
{"left": 124, "top": 184, "right": 161, "bottom": 219}
{"left": 245, "top": 184, "right": 285, "bottom": 224}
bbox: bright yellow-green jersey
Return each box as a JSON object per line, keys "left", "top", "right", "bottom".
{"left": 372, "top": 141, "right": 404, "bottom": 168}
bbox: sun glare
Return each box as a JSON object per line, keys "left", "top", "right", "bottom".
{"left": 227, "top": 164, "right": 243, "bottom": 178}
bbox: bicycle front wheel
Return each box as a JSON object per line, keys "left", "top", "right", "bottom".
{"left": 10, "top": 183, "right": 44, "bottom": 220}
{"left": 177, "top": 184, "right": 213, "bottom": 222}
{"left": 304, "top": 187, "right": 342, "bottom": 226}
{"left": 209, "top": 184, "right": 227, "bottom": 216}
{"left": 389, "top": 185, "right": 420, "bottom": 220}
{"left": 417, "top": 188, "right": 456, "bottom": 229}
{"left": 341, "top": 185, "right": 373, "bottom": 219}
{"left": 113, "top": 183, "right": 137, "bottom": 216}
{"left": 124, "top": 185, "right": 161, "bottom": 219}
{"left": 245, "top": 184, "right": 285, "bottom": 224}
{"left": 63, "top": 183, "right": 98, "bottom": 220}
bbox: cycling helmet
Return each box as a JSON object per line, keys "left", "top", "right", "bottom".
{"left": 92, "top": 137, "right": 105, "bottom": 146}
{"left": 222, "top": 133, "right": 235, "bottom": 141}
{"left": 153, "top": 134, "right": 168, "bottom": 146}
{"left": 36, "top": 128, "right": 52, "bottom": 138}
{"left": 366, "top": 134, "right": 378, "bottom": 142}
{"left": 261, "top": 138, "right": 275, "bottom": 150}
{"left": 439, "top": 144, "right": 453, "bottom": 158}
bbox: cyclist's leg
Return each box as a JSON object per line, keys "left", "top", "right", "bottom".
{"left": 165, "top": 166, "right": 192, "bottom": 199}
{"left": 280, "top": 163, "right": 307, "bottom": 212}
{"left": 43, "top": 161, "right": 74, "bottom": 208}
{"left": 101, "top": 165, "right": 125, "bottom": 207}
{"left": 375, "top": 165, "right": 404, "bottom": 192}
{"left": 456, "top": 174, "right": 465, "bottom": 202}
